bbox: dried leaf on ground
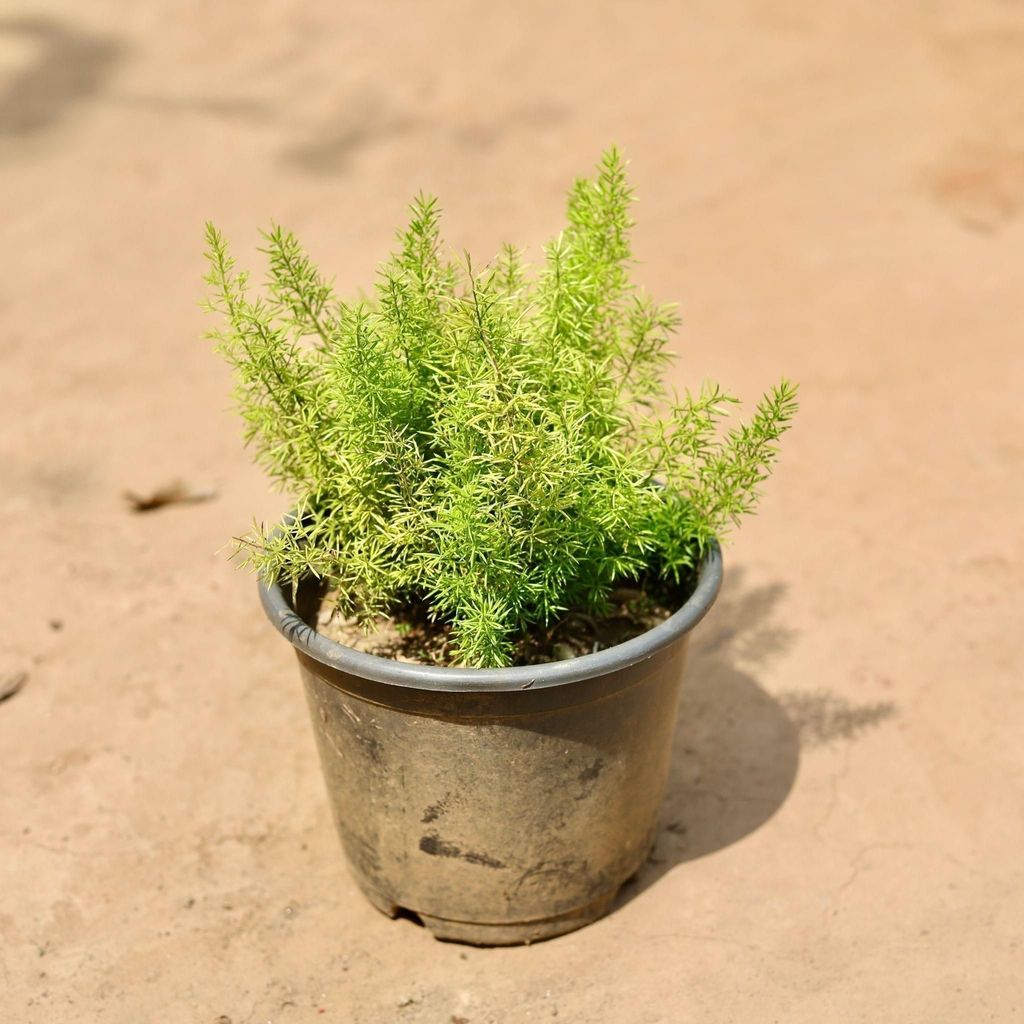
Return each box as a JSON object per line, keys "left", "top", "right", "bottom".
{"left": 0, "top": 671, "right": 28, "bottom": 703}
{"left": 123, "top": 480, "right": 217, "bottom": 513}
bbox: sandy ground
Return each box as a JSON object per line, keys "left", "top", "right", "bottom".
{"left": 2, "top": 1, "right": 1023, "bottom": 1021}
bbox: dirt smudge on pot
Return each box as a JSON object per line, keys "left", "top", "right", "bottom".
{"left": 418, "top": 833, "right": 505, "bottom": 870}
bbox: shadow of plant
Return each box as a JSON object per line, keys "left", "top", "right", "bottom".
{"left": 777, "top": 690, "right": 896, "bottom": 748}
{"left": 0, "top": 16, "right": 123, "bottom": 139}
{"left": 618, "top": 567, "right": 897, "bottom": 901}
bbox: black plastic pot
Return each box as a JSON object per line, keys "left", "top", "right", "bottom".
{"left": 259, "top": 543, "right": 722, "bottom": 945}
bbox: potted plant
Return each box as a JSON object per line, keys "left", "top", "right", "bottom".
{"left": 204, "top": 149, "right": 796, "bottom": 945}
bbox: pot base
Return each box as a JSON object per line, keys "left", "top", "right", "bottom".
{"left": 359, "top": 881, "right": 620, "bottom": 946}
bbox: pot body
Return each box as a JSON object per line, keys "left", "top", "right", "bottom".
{"left": 295, "top": 636, "right": 691, "bottom": 944}
{"left": 261, "top": 541, "right": 721, "bottom": 945}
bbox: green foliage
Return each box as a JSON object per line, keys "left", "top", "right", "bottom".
{"left": 204, "top": 148, "right": 797, "bottom": 667}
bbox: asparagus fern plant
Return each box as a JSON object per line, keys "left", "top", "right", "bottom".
{"left": 205, "top": 149, "right": 796, "bottom": 667}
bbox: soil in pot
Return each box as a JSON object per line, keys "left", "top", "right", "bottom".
{"left": 307, "top": 576, "right": 694, "bottom": 667}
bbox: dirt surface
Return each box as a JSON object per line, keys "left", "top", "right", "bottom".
{"left": 2, "top": 2, "right": 1022, "bottom": 1021}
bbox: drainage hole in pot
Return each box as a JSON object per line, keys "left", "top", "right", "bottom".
{"left": 394, "top": 906, "right": 425, "bottom": 928}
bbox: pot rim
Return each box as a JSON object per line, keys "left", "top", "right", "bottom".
{"left": 259, "top": 540, "right": 722, "bottom": 693}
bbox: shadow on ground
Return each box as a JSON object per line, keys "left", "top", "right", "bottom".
{"left": 0, "top": 16, "right": 123, "bottom": 140}
{"left": 280, "top": 89, "right": 567, "bottom": 176}
{"left": 617, "top": 569, "right": 897, "bottom": 904}
{"left": 280, "top": 88, "right": 418, "bottom": 176}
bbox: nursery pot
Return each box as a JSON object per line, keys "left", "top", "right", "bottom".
{"left": 259, "top": 543, "right": 722, "bottom": 945}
